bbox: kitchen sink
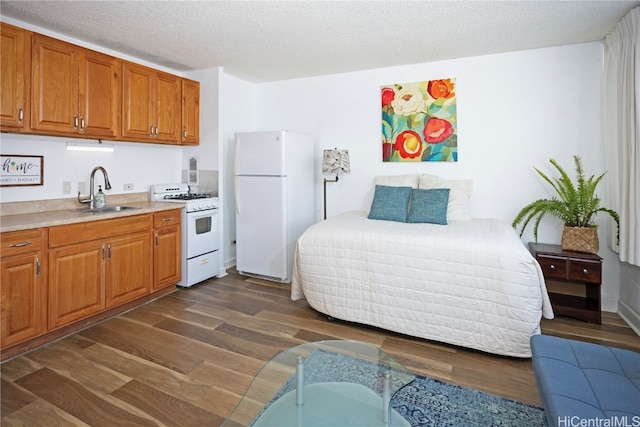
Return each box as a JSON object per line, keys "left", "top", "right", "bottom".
{"left": 72, "top": 206, "right": 142, "bottom": 214}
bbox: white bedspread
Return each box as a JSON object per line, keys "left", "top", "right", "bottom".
{"left": 291, "top": 211, "right": 553, "bottom": 357}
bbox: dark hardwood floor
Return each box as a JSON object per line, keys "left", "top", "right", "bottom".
{"left": 2, "top": 269, "right": 639, "bottom": 426}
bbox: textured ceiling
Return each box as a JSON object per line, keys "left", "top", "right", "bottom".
{"left": 1, "top": 1, "right": 638, "bottom": 82}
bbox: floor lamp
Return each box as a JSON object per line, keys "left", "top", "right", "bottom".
{"left": 322, "top": 148, "right": 351, "bottom": 219}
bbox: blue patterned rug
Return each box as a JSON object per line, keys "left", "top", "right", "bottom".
{"left": 257, "top": 348, "right": 546, "bottom": 427}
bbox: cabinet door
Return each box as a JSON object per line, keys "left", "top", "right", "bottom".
{"left": 31, "top": 34, "right": 79, "bottom": 133}
{"left": 1, "top": 23, "right": 30, "bottom": 130}
{"left": 1, "top": 254, "right": 45, "bottom": 347}
{"left": 122, "top": 62, "right": 154, "bottom": 141}
{"left": 48, "top": 241, "right": 105, "bottom": 329}
{"left": 154, "top": 71, "right": 181, "bottom": 143}
{"left": 79, "top": 49, "right": 121, "bottom": 138}
{"left": 106, "top": 232, "right": 152, "bottom": 308}
{"left": 181, "top": 79, "right": 199, "bottom": 145}
{"left": 154, "top": 225, "right": 181, "bottom": 289}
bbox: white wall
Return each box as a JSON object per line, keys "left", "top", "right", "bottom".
{"left": 0, "top": 133, "right": 183, "bottom": 201}
{"left": 220, "top": 73, "right": 256, "bottom": 268}
{"left": 222, "top": 41, "right": 622, "bottom": 311}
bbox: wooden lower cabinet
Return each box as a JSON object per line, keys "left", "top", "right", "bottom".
{"left": 153, "top": 209, "right": 181, "bottom": 290}
{"left": 1, "top": 211, "right": 180, "bottom": 357}
{"left": 106, "top": 231, "right": 151, "bottom": 307}
{"left": 0, "top": 229, "right": 46, "bottom": 348}
{"left": 48, "top": 240, "right": 105, "bottom": 329}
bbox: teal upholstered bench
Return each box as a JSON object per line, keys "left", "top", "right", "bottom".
{"left": 530, "top": 335, "right": 640, "bottom": 427}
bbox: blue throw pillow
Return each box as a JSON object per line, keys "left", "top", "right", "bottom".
{"left": 368, "top": 185, "right": 412, "bottom": 222}
{"left": 407, "top": 188, "right": 449, "bottom": 224}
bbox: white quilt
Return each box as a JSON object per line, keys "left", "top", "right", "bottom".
{"left": 291, "top": 211, "right": 553, "bottom": 358}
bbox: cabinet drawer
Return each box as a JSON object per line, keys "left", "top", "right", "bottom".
{"left": 49, "top": 214, "right": 151, "bottom": 247}
{"left": 153, "top": 209, "right": 181, "bottom": 228}
{"left": 568, "top": 258, "right": 601, "bottom": 283}
{"left": 1, "top": 229, "right": 43, "bottom": 258}
{"left": 536, "top": 254, "right": 567, "bottom": 280}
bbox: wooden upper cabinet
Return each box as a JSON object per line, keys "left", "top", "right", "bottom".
{"left": 31, "top": 34, "right": 120, "bottom": 138}
{"left": 122, "top": 61, "right": 180, "bottom": 143}
{"left": 1, "top": 23, "right": 31, "bottom": 131}
{"left": 181, "top": 79, "right": 200, "bottom": 145}
{"left": 79, "top": 49, "right": 121, "bottom": 138}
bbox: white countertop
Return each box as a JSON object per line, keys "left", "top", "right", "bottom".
{"left": 0, "top": 200, "right": 184, "bottom": 233}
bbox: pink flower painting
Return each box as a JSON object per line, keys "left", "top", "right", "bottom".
{"left": 381, "top": 78, "right": 457, "bottom": 162}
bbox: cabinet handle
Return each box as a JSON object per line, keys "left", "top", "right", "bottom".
{"left": 36, "top": 257, "right": 41, "bottom": 278}
{"left": 74, "top": 115, "right": 79, "bottom": 129}
{"left": 102, "top": 244, "right": 106, "bottom": 260}
{"left": 18, "top": 107, "right": 23, "bottom": 123}
{"left": 150, "top": 125, "right": 154, "bottom": 137}
{"left": 80, "top": 116, "right": 85, "bottom": 130}
{"left": 108, "top": 244, "right": 112, "bottom": 259}
{"left": 9, "top": 241, "right": 31, "bottom": 248}
{"left": 154, "top": 126, "right": 159, "bottom": 136}
{"left": 550, "top": 264, "right": 555, "bottom": 270}
{"left": 155, "top": 232, "right": 159, "bottom": 246}
{"left": 183, "top": 128, "right": 187, "bottom": 139}
{"left": 163, "top": 217, "right": 174, "bottom": 221}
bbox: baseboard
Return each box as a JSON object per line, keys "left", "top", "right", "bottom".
{"left": 618, "top": 299, "right": 640, "bottom": 337}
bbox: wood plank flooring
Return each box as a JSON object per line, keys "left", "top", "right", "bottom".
{"left": 2, "top": 270, "right": 639, "bottom": 426}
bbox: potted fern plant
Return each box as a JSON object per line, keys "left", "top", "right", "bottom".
{"left": 512, "top": 155, "right": 619, "bottom": 254}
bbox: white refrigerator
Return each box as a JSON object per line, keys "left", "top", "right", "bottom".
{"left": 234, "top": 130, "right": 315, "bottom": 282}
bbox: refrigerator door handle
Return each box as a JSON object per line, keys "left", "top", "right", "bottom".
{"left": 234, "top": 175, "right": 240, "bottom": 214}
{"left": 234, "top": 136, "right": 240, "bottom": 214}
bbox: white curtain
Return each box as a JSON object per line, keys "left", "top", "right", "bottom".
{"left": 604, "top": 6, "right": 640, "bottom": 266}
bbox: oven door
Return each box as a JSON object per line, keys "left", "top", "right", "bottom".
{"left": 186, "top": 208, "right": 219, "bottom": 259}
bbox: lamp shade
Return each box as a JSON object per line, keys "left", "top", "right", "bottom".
{"left": 322, "top": 149, "right": 351, "bottom": 175}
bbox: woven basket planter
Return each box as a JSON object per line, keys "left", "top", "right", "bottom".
{"left": 561, "top": 225, "right": 599, "bottom": 254}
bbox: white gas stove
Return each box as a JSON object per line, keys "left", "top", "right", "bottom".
{"left": 150, "top": 183, "right": 219, "bottom": 212}
{"left": 150, "top": 183, "right": 220, "bottom": 287}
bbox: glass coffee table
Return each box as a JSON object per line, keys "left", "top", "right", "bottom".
{"left": 222, "top": 340, "right": 415, "bottom": 427}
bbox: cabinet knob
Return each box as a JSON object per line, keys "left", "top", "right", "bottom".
{"left": 583, "top": 268, "right": 588, "bottom": 274}
{"left": 550, "top": 264, "right": 555, "bottom": 270}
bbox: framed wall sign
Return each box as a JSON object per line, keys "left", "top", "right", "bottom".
{"left": 1, "top": 155, "right": 44, "bottom": 186}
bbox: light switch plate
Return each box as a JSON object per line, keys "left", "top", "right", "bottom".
{"left": 63, "top": 181, "right": 71, "bottom": 194}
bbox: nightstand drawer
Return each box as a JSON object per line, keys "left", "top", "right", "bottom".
{"left": 568, "top": 259, "right": 601, "bottom": 283}
{"left": 536, "top": 255, "right": 568, "bottom": 280}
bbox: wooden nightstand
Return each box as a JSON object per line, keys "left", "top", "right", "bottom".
{"left": 529, "top": 242, "right": 602, "bottom": 324}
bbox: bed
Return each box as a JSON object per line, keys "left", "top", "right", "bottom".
{"left": 291, "top": 174, "right": 554, "bottom": 358}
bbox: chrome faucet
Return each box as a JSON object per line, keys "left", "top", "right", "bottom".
{"left": 78, "top": 166, "right": 112, "bottom": 209}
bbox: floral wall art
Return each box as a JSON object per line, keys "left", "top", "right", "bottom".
{"left": 382, "top": 78, "right": 457, "bottom": 162}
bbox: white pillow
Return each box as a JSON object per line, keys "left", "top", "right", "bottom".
{"left": 375, "top": 174, "right": 419, "bottom": 188}
{"left": 419, "top": 173, "right": 473, "bottom": 222}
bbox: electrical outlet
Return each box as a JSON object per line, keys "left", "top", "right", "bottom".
{"left": 123, "top": 183, "right": 133, "bottom": 191}
{"left": 78, "top": 181, "right": 86, "bottom": 194}
{"left": 63, "top": 181, "right": 71, "bottom": 194}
